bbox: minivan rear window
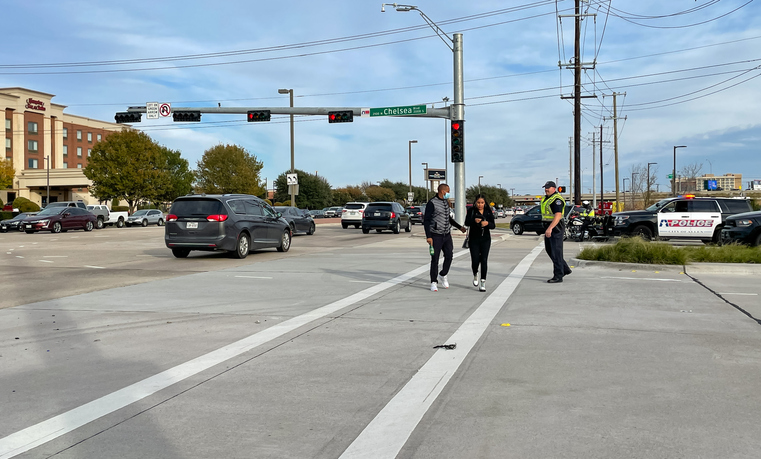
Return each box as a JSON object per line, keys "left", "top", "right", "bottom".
{"left": 345, "top": 203, "right": 365, "bottom": 210}
{"left": 170, "top": 199, "right": 225, "bottom": 217}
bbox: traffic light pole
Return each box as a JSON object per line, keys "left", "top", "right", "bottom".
{"left": 452, "top": 33, "right": 466, "bottom": 224}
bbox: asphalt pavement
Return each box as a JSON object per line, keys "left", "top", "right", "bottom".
{"left": 2, "top": 225, "right": 760, "bottom": 458}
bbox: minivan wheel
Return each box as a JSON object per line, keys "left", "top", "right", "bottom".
{"left": 277, "top": 230, "right": 291, "bottom": 252}
{"left": 234, "top": 233, "right": 250, "bottom": 259}
{"left": 52, "top": 222, "right": 62, "bottom": 233}
{"left": 362, "top": 227, "right": 370, "bottom": 234}
{"left": 172, "top": 248, "right": 190, "bottom": 258}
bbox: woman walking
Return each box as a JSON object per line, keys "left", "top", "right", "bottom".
{"left": 465, "top": 194, "right": 496, "bottom": 292}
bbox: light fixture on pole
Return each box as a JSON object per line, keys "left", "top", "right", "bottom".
{"left": 408, "top": 140, "right": 418, "bottom": 193}
{"left": 279, "top": 88, "right": 295, "bottom": 207}
{"left": 672, "top": 145, "right": 686, "bottom": 196}
{"left": 421, "top": 162, "right": 429, "bottom": 202}
{"left": 383, "top": 3, "right": 466, "bottom": 224}
{"left": 622, "top": 177, "right": 629, "bottom": 205}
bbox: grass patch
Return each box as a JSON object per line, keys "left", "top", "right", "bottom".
{"left": 578, "top": 237, "right": 761, "bottom": 264}
{"left": 496, "top": 223, "right": 511, "bottom": 229}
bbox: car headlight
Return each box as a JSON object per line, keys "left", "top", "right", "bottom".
{"left": 614, "top": 216, "right": 628, "bottom": 226}
{"left": 38, "top": 219, "right": 49, "bottom": 227}
{"left": 735, "top": 219, "right": 754, "bottom": 227}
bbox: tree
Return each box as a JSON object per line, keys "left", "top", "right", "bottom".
{"left": 465, "top": 184, "right": 512, "bottom": 207}
{"left": 365, "top": 186, "right": 396, "bottom": 202}
{"left": 0, "top": 159, "right": 14, "bottom": 190}
{"left": 84, "top": 130, "right": 179, "bottom": 213}
{"left": 272, "top": 169, "right": 333, "bottom": 209}
{"left": 630, "top": 163, "right": 659, "bottom": 208}
{"left": 195, "top": 144, "right": 264, "bottom": 196}
{"left": 156, "top": 149, "right": 194, "bottom": 204}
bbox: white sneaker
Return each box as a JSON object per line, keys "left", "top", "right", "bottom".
{"left": 430, "top": 282, "right": 438, "bottom": 292}
{"left": 438, "top": 274, "right": 449, "bottom": 289}
{"left": 473, "top": 275, "right": 478, "bottom": 287}
{"left": 479, "top": 279, "right": 486, "bottom": 292}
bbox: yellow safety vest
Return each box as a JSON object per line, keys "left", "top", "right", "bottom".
{"left": 541, "top": 192, "right": 565, "bottom": 222}
{"left": 580, "top": 208, "right": 595, "bottom": 218}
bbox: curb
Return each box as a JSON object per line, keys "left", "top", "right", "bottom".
{"left": 570, "top": 257, "right": 761, "bottom": 275}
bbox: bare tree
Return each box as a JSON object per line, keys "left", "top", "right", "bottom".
{"left": 629, "top": 163, "right": 660, "bottom": 208}
{"left": 676, "top": 162, "right": 703, "bottom": 192}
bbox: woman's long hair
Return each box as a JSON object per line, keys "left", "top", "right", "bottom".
{"left": 471, "top": 194, "right": 492, "bottom": 215}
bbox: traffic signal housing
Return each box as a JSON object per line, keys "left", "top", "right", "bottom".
{"left": 114, "top": 112, "right": 142, "bottom": 124}
{"left": 328, "top": 111, "right": 353, "bottom": 123}
{"left": 558, "top": 186, "right": 566, "bottom": 193}
{"left": 451, "top": 120, "right": 464, "bottom": 162}
{"left": 173, "top": 111, "right": 201, "bottom": 122}
{"left": 247, "top": 110, "right": 271, "bottom": 122}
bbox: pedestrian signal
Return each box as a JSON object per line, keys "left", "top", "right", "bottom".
{"left": 173, "top": 111, "right": 201, "bottom": 122}
{"left": 558, "top": 186, "right": 566, "bottom": 193}
{"left": 247, "top": 110, "right": 271, "bottom": 122}
{"left": 451, "top": 120, "right": 464, "bottom": 162}
{"left": 328, "top": 111, "right": 353, "bottom": 123}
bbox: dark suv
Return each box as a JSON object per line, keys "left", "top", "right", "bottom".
{"left": 362, "top": 202, "right": 411, "bottom": 234}
{"left": 165, "top": 194, "right": 291, "bottom": 259}
{"left": 611, "top": 196, "right": 753, "bottom": 243}
{"left": 405, "top": 206, "right": 424, "bottom": 225}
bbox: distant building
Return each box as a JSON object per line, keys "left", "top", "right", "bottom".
{"left": 677, "top": 173, "right": 743, "bottom": 192}
{"left": 749, "top": 179, "right": 761, "bottom": 191}
{"left": 2, "top": 87, "right": 126, "bottom": 207}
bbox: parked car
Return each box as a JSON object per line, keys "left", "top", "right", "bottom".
{"left": 341, "top": 202, "right": 368, "bottom": 229}
{"left": 325, "top": 206, "right": 343, "bottom": 218}
{"left": 46, "top": 200, "right": 87, "bottom": 210}
{"left": 126, "top": 209, "right": 165, "bottom": 227}
{"left": 165, "top": 194, "right": 291, "bottom": 259}
{"left": 22, "top": 206, "right": 96, "bottom": 234}
{"left": 0, "top": 212, "right": 38, "bottom": 232}
{"left": 405, "top": 206, "right": 424, "bottom": 225}
{"left": 721, "top": 210, "right": 761, "bottom": 246}
{"left": 362, "top": 202, "right": 411, "bottom": 234}
{"left": 275, "top": 206, "right": 316, "bottom": 235}
{"left": 309, "top": 210, "right": 325, "bottom": 218}
{"left": 86, "top": 204, "right": 128, "bottom": 229}
{"left": 495, "top": 208, "right": 506, "bottom": 218}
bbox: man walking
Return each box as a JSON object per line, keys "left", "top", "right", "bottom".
{"left": 541, "top": 181, "right": 572, "bottom": 283}
{"left": 424, "top": 183, "right": 466, "bottom": 292}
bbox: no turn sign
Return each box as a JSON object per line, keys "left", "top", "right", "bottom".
{"left": 159, "top": 103, "right": 172, "bottom": 117}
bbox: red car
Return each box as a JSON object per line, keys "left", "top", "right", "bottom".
{"left": 22, "top": 206, "right": 97, "bottom": 233}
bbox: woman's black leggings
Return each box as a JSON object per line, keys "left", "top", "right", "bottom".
{"left": 469, "top": 237, "right": 491, "bottom": 279}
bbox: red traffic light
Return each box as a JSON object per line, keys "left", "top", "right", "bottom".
{"left": 328, "top": 111, "right": 353, "bottom": 123}
{"left": 452, "top": 122, "right": 460, "bottom": 130}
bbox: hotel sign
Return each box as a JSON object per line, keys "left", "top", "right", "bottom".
{"left": 25, "top": 98, "right": 46, "bottom": 111}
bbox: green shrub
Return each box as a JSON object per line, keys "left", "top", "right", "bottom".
{"left": 0, "top": 197, "right": 4, "bottom": 207}
{"left": 0, "top": 211, "right": 14, "bottom": 220}
{"left": 13, "top": 197, "right": 40, "bottom": 213}
{"left": 111, "top": 205, "right": 129, "bottom": 212}
{"left": 264, "top": 199, "right": 273, "bottom": 205}
{"left": 137, "top": 204, "right": 157, "bottom": 210}
{"left": 578, "top": 237, "right": 687, "bottom": 265}
{"left": 682, "top": 244, "right": 761, "bottom": 264}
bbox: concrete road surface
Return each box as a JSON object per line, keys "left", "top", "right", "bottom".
{"left": 2, "top": 226, "right": 760, "bottom": 458}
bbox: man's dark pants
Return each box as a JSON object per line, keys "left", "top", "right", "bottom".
{"left": 544, "top": 225, "right": 570, "bottom": 280}
{"left": 430, "top": 233, "right": 454, "bottom": 283}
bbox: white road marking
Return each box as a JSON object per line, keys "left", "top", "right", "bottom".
{"left": 94, "top": 236, "right": 110, "bottom": 238}
{"left": 234, "top": 275, "right": 273, "bottom": 279}
{"left": 349, "top": 280, "right": 379, "bottom": 284}
{"left": 38, "top": 260, "right": 53, "bottom": 263}
{"left": 0, "top": 250, "right": 469, "bottom": 458}
{"left": 15, "top": 256, "right": 23, "bottom": 259}
{"left": 600, "top": 276, "right": 682, "bottom": 282}
{"left": 84, "top": 265, "right": 105, "bottom": 269}
{"left": 339, "top": 244, "right": 544, "bottom": 459}
{"left": 718, "top": 292, "right": 758, "bottom": 296}
{"left": 43, "top": 256, "right": 68, "bottom": 258}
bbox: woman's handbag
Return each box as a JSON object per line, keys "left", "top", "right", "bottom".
{"left": 462, "top": 229, "right": 470, "bottom": 249}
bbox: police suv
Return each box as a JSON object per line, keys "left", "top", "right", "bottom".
{"left": 610, "top": 195, "right": 752, "bottom": 243}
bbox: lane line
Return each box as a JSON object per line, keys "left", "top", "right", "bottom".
{"left": 15, "top": 256, "right": 23, "bottom": 259}
{"left": 38, "top": 260, "right": 53, "bottom": 264}
{"left": 600, "top": 276, "right": 682, "bottom": 282}
{"left": 84, "top": 265, "right": 105, "bottom": 269}
{"left": 339, "top": 244, "right": 543, "bottom": 459}
{"left": 718, "top": 292, "right": 758, "bottom": 296}
{"left": 349, "top": 280, "right": 380, "bottom": 284}
{"left": 43, "top": 256, "right": 68, "bottom": 258}
{"left": 0, "top": 250, "right": 469, "bottom": 458}
{"left": 234, "top": 275, "right": 273, "bottom": 279}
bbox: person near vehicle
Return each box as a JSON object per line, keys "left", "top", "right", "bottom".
{"left": 541, "top": 181, "right": 572, "bottom": 283}
{"left": 465, "top": 194, "right": 495, "bottom": 292}
{"left": 579, "top": 200, "right": 595, "bottom": 240}
{"left": 424, "top": 183, "right": 466, "bottom": 292}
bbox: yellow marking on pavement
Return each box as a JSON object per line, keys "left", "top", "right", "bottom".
{"left": 500, "top": 323, "right": 511, "bottom": 327}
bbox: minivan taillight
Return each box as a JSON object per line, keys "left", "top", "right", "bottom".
{"left": 167, "top": 214, "right": 178, "bottom": 222}
{"left": 207, "top": 215, "right": 228, "bottom": 222}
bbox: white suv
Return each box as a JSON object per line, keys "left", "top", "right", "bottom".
{"left": 341, "top": 202, "right": 368, "bottom": 229}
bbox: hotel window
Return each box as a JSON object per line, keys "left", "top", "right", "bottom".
{"left": 28, "top": 159, "right": 38, "bottom": 169}
{"left": 87, "top": 148, "right": 91, "bottom": 157}
{"left": 4, "top": 119, "right": 10, "bottom": 130}
{"left": 77, "top": 147, "right": 82, "bottom": 157}
{"left": 97, "top": 134, "right": 102, "bottom": 142}
{"left": 63, "top": 145, "right": 68, "bottom": 156}
{"left": 5, "top": 138, "right": 10, "bottom": 150}
{"left": 63, "top": 127, "right": 68, "bottom": 139}
{"left": 77, "top": 164, "right": 82, "bottom": 169}
{"left": 62, "top": 162, "right": 68, "bottom": 168}
{"left": 28, "top": 140, "right": 38, "bottom": 152}
{"left": 77, "top": 130, "right": 82, "bottom": 141}
{"left": 28, "top": 122, "right": 38, "bottom": 134}
{"left": 87, "top": 132, "right": 92, "bottom": 142}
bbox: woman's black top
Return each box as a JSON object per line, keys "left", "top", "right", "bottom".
{"left": 465, "top": 206, "right": 496, "bottom": 242}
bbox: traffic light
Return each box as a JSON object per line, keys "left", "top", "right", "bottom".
{"left": 451, "top": 120, "right": 464, "bottom": 162}
{"left": 558, "top": 186, "right": 566, "bottom": 193}
{"left": 114, "top": 112, "right": 142, "bottom": 124}
{"left": 328, "top": 111, "right": 353, "bottom": 123}
{"left": 173, "top": 111, "right": 201, "bottom": 122}
{"left": 247, "top": 110, "right": 271, "bottom": 122}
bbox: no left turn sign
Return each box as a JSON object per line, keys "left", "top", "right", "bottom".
{"left": 159, "top": 103, "right": 172, "bottom": 117}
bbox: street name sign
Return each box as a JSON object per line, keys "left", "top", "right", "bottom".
{"left": 370, "top": 105, "right": 427, "bottom": 117}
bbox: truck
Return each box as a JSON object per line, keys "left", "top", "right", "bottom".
{"left": 86, "top": 204, "right": 128, "bottom": 228}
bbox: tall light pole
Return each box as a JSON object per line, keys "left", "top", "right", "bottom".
{"left": 408, "top": 140, "right": 418, "bottom": 193}
{"left": 422, "top": 162, "right": 429, "bottom": 202}
{"left": 278, "top": 88, "right": 295, "bottom": 207}
{"left": 383, "top": 3, "right": 466, "bottom": 223}
{"left": 622, "top": 177, "right": 629, "bottom": 209}
{"left": 631, "top": 172, "right": 638, "bottom": 209}
{"left": 672, "top": 145, "right": 686, "bottom": 196}
{"left": 45, "top": 155, "right": 50, "bottom": 207}
{"left": 478, "top": 175, "right": 483, "bottom": 194}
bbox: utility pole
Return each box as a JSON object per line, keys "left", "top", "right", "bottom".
{"left": 589, "top": 131, "right": 596, "bottom": 209}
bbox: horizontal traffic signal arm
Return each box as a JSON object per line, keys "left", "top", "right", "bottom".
{"left": 115, "top": 106, "right": 453, "bottom": 120}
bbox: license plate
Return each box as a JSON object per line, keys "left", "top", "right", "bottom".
{"left": 186, "top": 222, "right": 198, "bottom": 229}
{"left": 25, "top": 224, "right": 31, "bottom": 229}
{"left": 375, "top": 212, "right": 380, "bottom": 216}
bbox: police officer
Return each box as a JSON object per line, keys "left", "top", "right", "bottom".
{"left": 541, "top": 181, "right": 572, "bottom": 283}
{"left": 579, "top": 200, "right": 595, "bottom": 240}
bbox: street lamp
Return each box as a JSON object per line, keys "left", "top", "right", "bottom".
{"left": 672, "top": 145, "right": 686, "bottom": 196}
{"left": 45, "top": 155, "right": 50, "bottom": 207}
{"left": 408, "top": 140, "right": 418, "bottom": 193}
{"left": 421, "top": 162, "right": 429, "bottom": 202}
{"left": 478, "top": 175, "right": 483, "bottom": 194}
{"left": 631, "top": 172, "right": 639, "bottom": 209}
{"left": 383, "top": 3, "right": 466, "bottom": 223}
{"left": 622, "top": 177, "right": 629, "bottom": 209}
{"left": 278, "top": 88, "right": 295, "bottom": 207}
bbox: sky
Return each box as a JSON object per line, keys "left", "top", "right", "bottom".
{"left": 2, "top": 0, "right": 760, "bottom": 198}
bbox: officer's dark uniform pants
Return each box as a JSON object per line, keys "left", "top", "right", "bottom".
{"left": 430, "top": 233, "right": 454, "bottom": 283}
{"left": 544, "top": 225, "right": 570, "bottom": 279}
